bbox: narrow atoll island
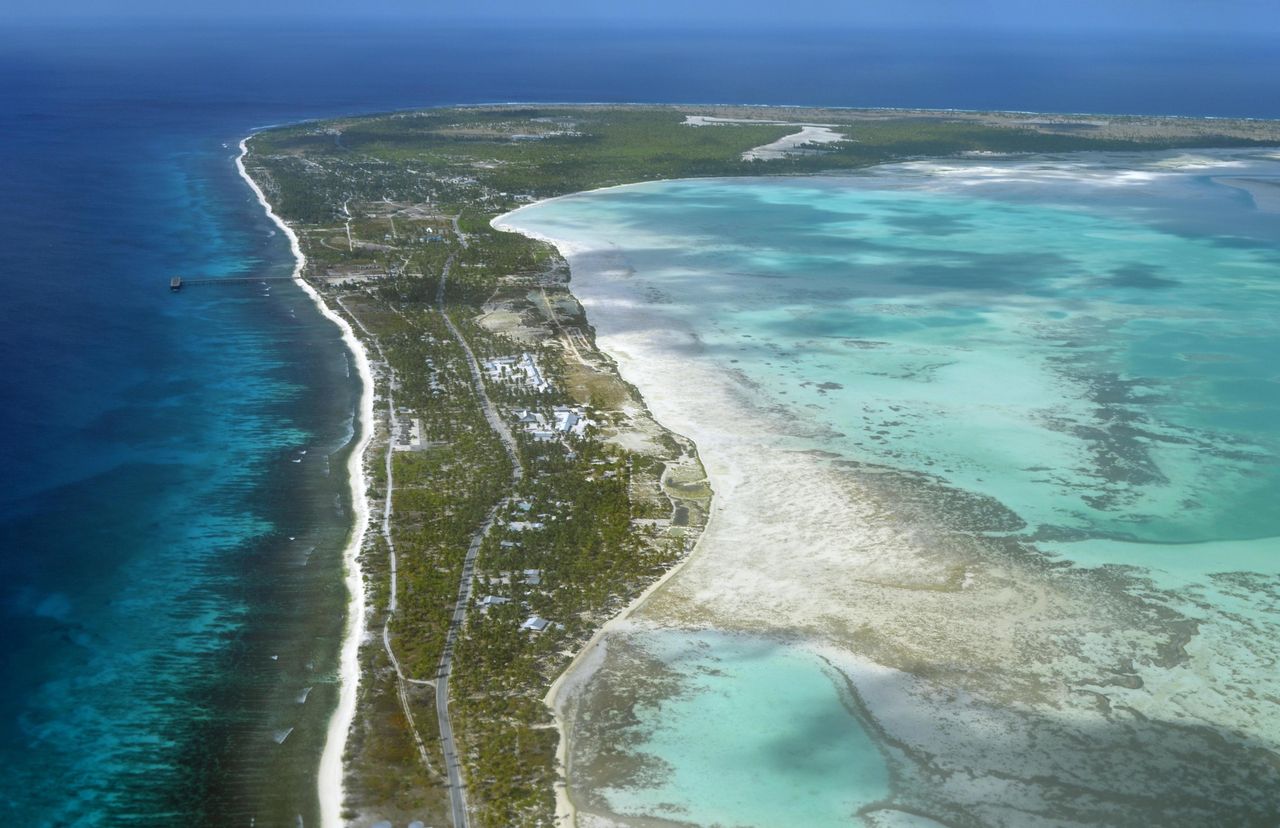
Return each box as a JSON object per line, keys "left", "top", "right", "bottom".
{"left": 242, "top": 105, "right": 1280, "bottom": 828}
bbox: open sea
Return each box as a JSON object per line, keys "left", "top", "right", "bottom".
{"left": 1, "top": 20, "right": 1278, "bottom": 826}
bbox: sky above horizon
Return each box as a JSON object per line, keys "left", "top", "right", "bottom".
{"left": 9, "top": 0, "right": 1280, "bottom": 34}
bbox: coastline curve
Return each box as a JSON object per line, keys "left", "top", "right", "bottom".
{"left": 492, "top": 159, "right": 1280, "bottom": 826}
{"left": 237, "top": 137, "right": 375, "bottom": 828}
{"left": 492, "top": 203, "right": 717, "bottom": 827}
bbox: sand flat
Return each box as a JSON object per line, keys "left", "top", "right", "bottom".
{"left": 497, "top": 150, "right": 1280, "bottom": 825}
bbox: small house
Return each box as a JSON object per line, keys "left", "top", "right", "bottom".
{"left": 520, "top": 615, "right": 550, "bottom": 632}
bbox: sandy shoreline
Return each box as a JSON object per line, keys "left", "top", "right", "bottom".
{"left": 238, "top": 138, "right": 375, "bottom": 828}
{"left": 680, "top": 114, "right": 847, "bottom": 160}
{"left": 494, "top": 168, "right": 1280, "bottom": 826}
{"left": 495, "top": 210, "right": 866, "bottom": 826}
{"left": 494, "top": 212, "right": 712, "bottom": 828}
{"left": 537, "top": 531, "right": 711, "bottom": 827}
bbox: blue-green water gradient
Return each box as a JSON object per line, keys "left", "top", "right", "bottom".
{"left": 508, "top": 151, "right": 1280, "bottom": 823}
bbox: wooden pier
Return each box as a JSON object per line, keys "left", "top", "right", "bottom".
{"left": 169, "top": 275, "right": 297, "bottom": 291}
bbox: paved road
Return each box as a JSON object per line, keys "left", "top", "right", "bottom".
{"left": 343, "top": 221, "right": 517, "bottom": 828}
{"left": 435, "top": 246, "right": 524, "bottom": 828}
{"left": 451, "top": 214, "right": 469, "bottom": 249}
{"left": 331, "top": 215, "right": 519, "bottom": 827}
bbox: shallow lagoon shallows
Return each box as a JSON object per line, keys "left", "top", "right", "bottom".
{"left": 516, "top": 156, "right": 1280, "bottom": 552}
{"left": 586, "top": 630, "right": 890, "bottom": 828}
{"left": 502, "top": 150, "right": 1280, "bottom": 824}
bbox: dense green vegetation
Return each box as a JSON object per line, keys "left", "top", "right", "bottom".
{"left": 251, "top": 105, "right": 1272, "bottom": 225}
{"left": 244, "top": 104, "right": 1273, "bottom": 827}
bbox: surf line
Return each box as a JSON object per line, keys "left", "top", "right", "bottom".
{"left": 237, "top": 137, "right": 374, "bottom": 828}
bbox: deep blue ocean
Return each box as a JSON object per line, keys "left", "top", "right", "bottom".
{"left": 1, "top": 20, "right": 1277, "bottom": 825}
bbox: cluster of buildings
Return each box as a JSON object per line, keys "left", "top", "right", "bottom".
{"left": 482, "top": 352, "right": 593, "bottom": 441}
{"left": 467, "top": 350, "right": 597, "bottom": 637}
{"left": 513, "top": 405, "right": 590, "bottom": 441}
{"left": 391, "top": 413, "right": 426, "bottom": 451}
{"left": 477, "top": 568, "right": 556, "bottom": 633}
{"left": 483, "top": 352, "right": 550, "bottom": 393}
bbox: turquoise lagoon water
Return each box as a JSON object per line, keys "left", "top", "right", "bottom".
{"left": 513, "top": 153, "right": 1280, "bottom": 554}
{"left": 595, "top": 632, "right": 889, "bottom": 827}
{"left": 509, "top": 151, "right": 1280, "bottom": 823}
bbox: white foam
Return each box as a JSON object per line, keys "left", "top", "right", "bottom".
{"left": 238, "top": 138, "right": 374, "bottom": 828}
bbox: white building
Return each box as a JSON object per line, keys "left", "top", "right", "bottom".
{"left": 520, "top": 615, "right": 550, "bottom": 632}
{"left": 552, "top": 405, "right": 590, "bottom": 436}
{"left": 514, "top": 409, "right": 544, "bottom": 427}
{"left": 392, "top": 416, "right": 426, "bottom": 451}
{"left": 518, "top": 353, "right": 549, "bottom": 392}
{"left": 484, "top": 352, "right": 551, "bottom": 393}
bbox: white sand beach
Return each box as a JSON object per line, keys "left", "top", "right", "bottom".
{"left": 682, "top": 114, "right": 847, "bottom": 160}
{"left": 740, "top": 124, "right": 846, "bottom": 160}
{"left": 238, "top": 139, "right": 375, "bottom": 828}
{"left": 496, "top": 192, "right": 1280, "bottom": 826}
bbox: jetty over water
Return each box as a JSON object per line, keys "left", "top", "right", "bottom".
{"left": 168, "top": 275, "right": 297, "bottom": 291}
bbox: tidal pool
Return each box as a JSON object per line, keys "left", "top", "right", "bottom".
{"left": 573, "top": 630, "right": 890, "bottom": 828}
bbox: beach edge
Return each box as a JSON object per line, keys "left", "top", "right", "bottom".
{"left": 493, "top": 207, "right": 715, "bottom": 828}
{"left": 237, "top": 137, "right": 374, "bottom": 828}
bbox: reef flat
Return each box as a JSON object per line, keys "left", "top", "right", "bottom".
{"left": 247, "top": 105, "right": 1280, "bottom": 827}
